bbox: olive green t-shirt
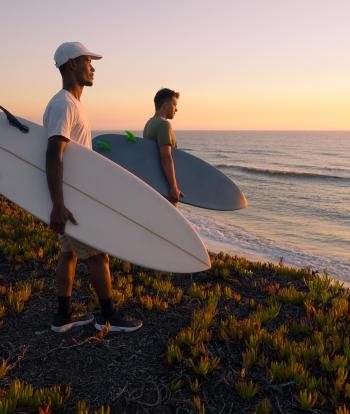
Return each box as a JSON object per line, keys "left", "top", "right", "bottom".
{"left": 143, "top": 116, "right": 177, "bottom": 148}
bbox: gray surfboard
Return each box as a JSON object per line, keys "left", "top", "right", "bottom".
{"left": 92, "top": 134, "right": 248, "bottom": 211}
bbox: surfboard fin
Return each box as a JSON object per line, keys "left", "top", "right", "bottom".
{"left": 0, "top": 106, "right": 29, "bottom": 133}
{"left": 96, "top": 140, "right": 112, "bottom": 152}
{"left": 125, "top": 130, "right": 137, "bottom": 143}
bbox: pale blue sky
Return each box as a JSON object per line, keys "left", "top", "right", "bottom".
{"left": 1, "top": 0, "right": 350, "bottom": 129}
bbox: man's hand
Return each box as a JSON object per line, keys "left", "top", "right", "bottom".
{"left": 50, "top": 203, "right": 78, "bottom": 235}
{"left": 169, "top": 186, "right": 184, "bottom": 203}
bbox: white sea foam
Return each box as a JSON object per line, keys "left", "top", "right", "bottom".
{"left": 182, "top": 207, "right": 350, "bottom": 284}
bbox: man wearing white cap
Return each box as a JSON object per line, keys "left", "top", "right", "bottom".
{"left": 44, "top": 42, "right": 142, "bottom": 333}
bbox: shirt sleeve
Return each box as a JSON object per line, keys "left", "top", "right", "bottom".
{"left": 156, "top": 120, "right": 172, "bottom": 146}
{"left": 45, "top": 101, "right": 74, "bottom": 141}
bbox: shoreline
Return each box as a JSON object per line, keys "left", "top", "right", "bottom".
{"left": 204, "top": 238, "right": 350, "bottom": 290}
{"left": 182, "top": 207, "right": 350, "bottom": 286}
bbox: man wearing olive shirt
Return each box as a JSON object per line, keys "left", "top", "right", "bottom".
{"left": 143, "top": 88, "right": 183, "bottom": 205}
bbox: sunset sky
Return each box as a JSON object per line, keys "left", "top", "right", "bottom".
{"left": 1, "top": 0, "right": 350, "bottom": 130}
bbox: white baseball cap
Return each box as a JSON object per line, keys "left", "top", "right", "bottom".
{"left": 54, "top": 42, "right": 102, "bottom": 68}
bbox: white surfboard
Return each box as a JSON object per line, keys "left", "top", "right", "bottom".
{"left": 0, "top": 110, "right": 210, "bottom": 273}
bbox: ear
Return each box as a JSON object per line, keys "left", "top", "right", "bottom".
{"left": 67, "top": 59, "right": 78, "bottom": 71}
{"left": 161, "top": 100, "right": 169, "bottom": 110}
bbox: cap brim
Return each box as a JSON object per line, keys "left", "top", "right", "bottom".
{"left": 88, "top": 52, "right": 102, "bottom": 60}
{"left": 55, "top": 51, "right": 103, "bottom": 68}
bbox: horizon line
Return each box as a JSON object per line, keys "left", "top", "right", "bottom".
{"left": 92, "top": 129, "right": 350, "bottom": 133}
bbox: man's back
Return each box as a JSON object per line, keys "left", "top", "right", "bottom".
{"left": 143, "top": 116, "right": 177, "bottom": 148}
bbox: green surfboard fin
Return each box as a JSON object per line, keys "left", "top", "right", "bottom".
{"left": 125, "top": 130, "right": 137, "bottom": 143}
{"left": 96, "top": 140, "right": 112, "bottom": 152}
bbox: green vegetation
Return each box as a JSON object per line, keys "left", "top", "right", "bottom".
{"left": 1, "top": 195, "right": 350, "bottom": 413}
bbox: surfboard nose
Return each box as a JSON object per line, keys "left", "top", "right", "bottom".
{"left": 176, "top": 246, "right": 211, "bottom": 273}
{"left": 187, "top": 231, "right": 212, "bottom": 272}
{"left": 240, "top": 192, "right": 249, "bottom": 209}
{"left": 201, "top": 249, "right": 212, "bottom": 270}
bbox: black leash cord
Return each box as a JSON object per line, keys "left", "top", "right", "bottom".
{"left": 0, "top": 106, "right": 29, "bottom": 133}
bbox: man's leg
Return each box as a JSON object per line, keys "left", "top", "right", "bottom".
{"left": 87, "top": 253, "right": 112, "bottom": 300}
{"left": 56, "top": 251, "right": 77, "bottom": 297}
{"left": 87, "top": 253, "right": 142, "bottom": 333}
{"left": 51, "top": 252, "right": 93, "bottom": 333}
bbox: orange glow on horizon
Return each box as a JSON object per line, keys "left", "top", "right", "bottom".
{"left": 11, "top": 89, "right": 350, "bottom": 132}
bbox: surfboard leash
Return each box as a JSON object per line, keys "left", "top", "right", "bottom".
{"left": 0, "top": 106, "right": 29, "bottom": 133}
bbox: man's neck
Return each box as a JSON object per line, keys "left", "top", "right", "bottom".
{"left": 62, "top": 81, "right": 83, "bottom": 101}
{"left": 155, "top": 110, "right": 167, "bottom": 119}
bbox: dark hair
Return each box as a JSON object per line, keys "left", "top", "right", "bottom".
{"left": 58, "top": 56, "right": 81, "bottom": 76}
{"left": 58, "top": 62, "right": 69, "bottom": 76}
{"left": 154, "top": 88, "right": 179, "bottom": 110}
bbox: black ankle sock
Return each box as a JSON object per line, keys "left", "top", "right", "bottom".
{"left": 100, "top": 298, "right": 114, "bottom": 318}
{"left": 58, "top": 296, "right": 72, "bottom": 317}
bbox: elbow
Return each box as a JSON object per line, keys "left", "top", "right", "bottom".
{"left": 160, "top": 152, "right": 172, "bottom": 164}
{"left": 46, "top": 148, "right": 63, "bottom": 171}
{"left": 46, "top": 140, "right": 64, "bottom": 163}
{"left": 160, "top": 156, "right": 172, "bottom": 169}
{"left": 46, "top": 147, "right": 58, "bottom": 164}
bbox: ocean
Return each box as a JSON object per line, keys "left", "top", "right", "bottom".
{"left": 93, "top": 130, "right": 350, "bottom": 283}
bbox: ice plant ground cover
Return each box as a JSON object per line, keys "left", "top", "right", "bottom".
{"left": 0, "top": 195, "right": 350, "bottom": 413}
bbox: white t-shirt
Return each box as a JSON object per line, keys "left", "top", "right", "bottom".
{"left": 43, "top": 89, "right": 92, "bottom": 149}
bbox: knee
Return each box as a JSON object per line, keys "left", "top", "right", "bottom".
{"left": 61, "top": 251, "right": 78, "bottom": 265}
{"left": 87, "top": 253, "right": 109, "bottom": 267}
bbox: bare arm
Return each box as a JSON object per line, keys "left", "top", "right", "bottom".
{"left": 159, "top": 145, "right": 183, "bottom": 203}
{"left": 46, "top": 136, "right": 77, "bottom": 234}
